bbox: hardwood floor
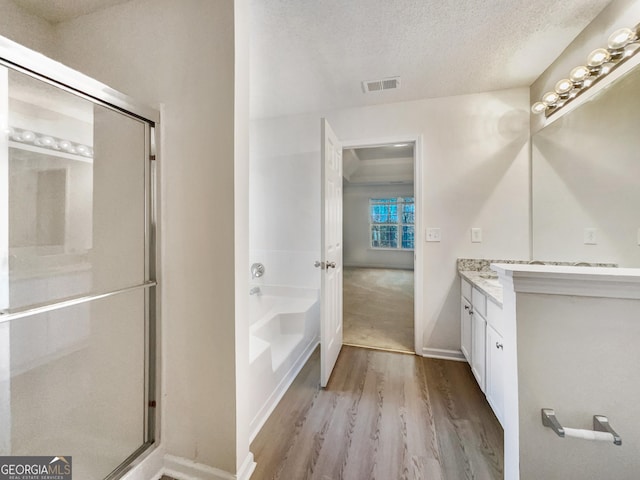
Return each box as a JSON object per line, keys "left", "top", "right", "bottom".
{"left": 343, "top": 267, "right": 414, "bottom": 352}
{"left": 251, "top": 346, "right": 503, "bottom": 480}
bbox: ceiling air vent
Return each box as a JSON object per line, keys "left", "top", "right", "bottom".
{"left": 362, "top": 76, "right": 400, "bottom": 93}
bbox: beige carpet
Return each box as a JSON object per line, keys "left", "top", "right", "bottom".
{"left": 343, "top": 267, "right": 414, "bottom": 352}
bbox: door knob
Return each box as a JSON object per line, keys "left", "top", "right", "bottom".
{"left": 314, "top": 261, "right": 326, "bottom": 269}
{"left": 326, "top": 261, "right": 336, "bottom": 269}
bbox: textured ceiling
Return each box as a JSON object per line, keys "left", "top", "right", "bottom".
{"left": 250, "top": 0, "right": 613, "bottom": 119}
{"left": 11, "top": 0, "right": 132, "bottom": 24}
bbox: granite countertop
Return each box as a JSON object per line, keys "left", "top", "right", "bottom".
{"left": 457, "top": 258, "right": 619, "bottom": 308}
{"left": 459, "top": 270, "right": 503, "bottom": 306}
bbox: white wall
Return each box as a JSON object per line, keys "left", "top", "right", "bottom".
{"left": 343, "top": 183, "right": 414, "bottom": 269}
{"left": 251, "top": 88, "right": 531, "bottom": 353}
{"left": 50, "top": 0, "right": 248, "bottom": 475}
{"left": 233, "top": 0, "right": 253, "bottom": 474}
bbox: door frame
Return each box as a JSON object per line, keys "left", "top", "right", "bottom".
{"left": 341, "top": 134, "right": 424, "bottom": 354}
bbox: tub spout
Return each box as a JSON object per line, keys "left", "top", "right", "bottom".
{"left": 250, "top": 286, "right": 262, "bottom": 296}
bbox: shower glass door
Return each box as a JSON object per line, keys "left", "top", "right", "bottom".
{"left": 0, "top": 55, "right": 157, "bottom": 480}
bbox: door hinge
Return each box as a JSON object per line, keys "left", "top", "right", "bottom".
{"left": 148, "top": 400, "right": 157, "bottom": 408}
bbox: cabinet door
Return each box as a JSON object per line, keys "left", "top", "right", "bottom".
{"left": 486, "top": 324, "right": 505, "bottom": 425}
{"left": 461, "top": 297, "right": 472, "bottom": 362}
{"left": 471, "top": 311, "right": 486, "bottom": 392}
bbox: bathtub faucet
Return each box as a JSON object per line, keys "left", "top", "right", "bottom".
{"left": 249, "top": 286, "right": 262, "bottom": 296}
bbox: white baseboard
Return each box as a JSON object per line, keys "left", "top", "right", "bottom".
{"left": 236, "top": 453, "right": 256, "bottom": 480}
{"left": 249, "top": 336, "right": 319, "bottom": 442}
{"left": 164, "top": 454, "right": 235, "bottom": 480}
{"left": 120, "top": 445, "right": 165, "bottom": 480}
{"left": 421, "top": 347, "right": 466, "bottom": 362}
{"left": 102, "top": 438, "right": 255, "bottom": 480}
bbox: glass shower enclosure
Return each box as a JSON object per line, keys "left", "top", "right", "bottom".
{"left": 0, "top": 37, "right": 158, "bottom": 480}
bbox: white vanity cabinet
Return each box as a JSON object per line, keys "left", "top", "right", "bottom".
{"left": 460, "top": 276, "right": 504, "bottom": 425}
{"left": 485, "top": 322, "right": 504, "bottom": 425}
{"left": 460, "top": 279, "right": 473, "bottom": 362}
{"left": 470, "top": 286, "right": 487, "bottom": 391}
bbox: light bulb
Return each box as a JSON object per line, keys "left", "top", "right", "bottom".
{"left": 531, "top": 102, "right": 547, "bottom": 114}
{"left": 555, "top": 79, "right": 573, "bottom": 95}
{"left": 587, "top": 48, "right": 611, "bottom": 67}
{"left": 569, "top": 66, "right": 590, "bottom": 83}
{"left": 58, "top": 140, "right": 71, "bottom": 150}
{"left": 542, "top": 91, "right": 559, "bottom": 106}
{"left": 76, "top": 145, "right": 89, "bottom": 155}
{"left": 39, "top": 136, "right": 54, "bottom": 147}
{"left": 21, "top": 130, "right": 35, "bottom": 142}
{"left": 608, "top": 27, "right": 636, "bottom": 50}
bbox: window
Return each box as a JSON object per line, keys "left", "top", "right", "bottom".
{"left": 370, "top": 197, "right": 414, "bottom": 249}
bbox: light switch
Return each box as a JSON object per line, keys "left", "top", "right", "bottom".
{"left": 584, "top": 228, "right": 597, "bottom": 245}
{"left": 426, "top": 228, "right": 441, "bottom": 242}
{"left": 471, "top": 227, "right": 482, "bottom": 243}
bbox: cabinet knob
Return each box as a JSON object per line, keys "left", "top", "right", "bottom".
{"left": 496, "top": 342, "right": 503, "bottom": 350}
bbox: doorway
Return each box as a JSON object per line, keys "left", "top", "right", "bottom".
{"left": 341, "top": 143, "right": 416, "bottom": 353}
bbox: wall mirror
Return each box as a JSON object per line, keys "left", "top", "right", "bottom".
{"left": 532, "top": 61, "right": 640, "bottom": 267}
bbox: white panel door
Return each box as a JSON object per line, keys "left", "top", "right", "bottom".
{"left": 320, "top": 118, "right": 343, "bottom": 388}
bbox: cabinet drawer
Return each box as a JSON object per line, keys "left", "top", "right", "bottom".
{"left": 487, "top": 299, "right": 503, "bottom": 334}
{"left": 461, "top": 278, "right": 472, "bottom": 301}
{"left": 472, "top": 287, "right": 487, "bottom": 318}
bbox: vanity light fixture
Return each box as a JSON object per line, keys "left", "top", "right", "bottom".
{"left": 532, "top": 22, "right": 640, "bottom": 117}
{"left": 5, "top": 126, "right": 93, "bottom": 158}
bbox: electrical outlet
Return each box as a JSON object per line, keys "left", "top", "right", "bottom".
{"left": 471, "top": 228, "right": 482, "bottom": 243}
{"left": 426, "top": 228, "right": 441, "bottom": 242}
{"left": 584, "top": 228, "right": 597, "bottom": 245}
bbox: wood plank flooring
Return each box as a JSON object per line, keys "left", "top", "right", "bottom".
{"left": 343, "top": 267, "right": 414, "bottom": 352}
{"left": 251, "top": 346, "right": 503, "bottom": 480}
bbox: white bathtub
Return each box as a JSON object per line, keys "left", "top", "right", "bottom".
{"left": 248, "top": 285, "right": 319, "bottom": 440}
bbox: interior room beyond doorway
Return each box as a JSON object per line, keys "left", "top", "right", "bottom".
{"left": 342, "top": 142, "right": 415, "bottom": 353}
